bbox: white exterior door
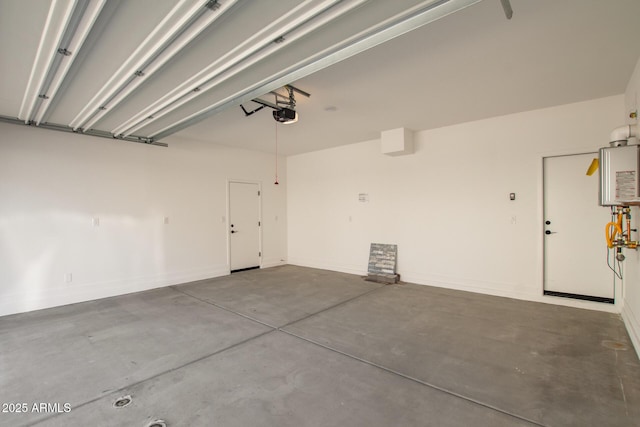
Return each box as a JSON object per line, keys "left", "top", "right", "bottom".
{"left": 229, "top": 181, "right": 261, "bottom": 272}
{"left": 543, "top": 153, "right": 614, "bottom": 302}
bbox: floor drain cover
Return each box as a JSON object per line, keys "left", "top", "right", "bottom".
{"left": 601, "top": 340, "right": 629, "bottom": 350}
{"left": 113, "top": 395, "right": 132, "bottom": 408}
{"left": 146, "top": 420, "right": 167, "bottom": 427}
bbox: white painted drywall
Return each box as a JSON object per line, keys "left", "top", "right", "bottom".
{"left": 288, "top": 95, "right": 624, "bottom": 310}
{"left": 0, "top": 124, "right": 287, "bottom": 316}
{"left": 622, "top": 56, "right": 640, "bottom": 357}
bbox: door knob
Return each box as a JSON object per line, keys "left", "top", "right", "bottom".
{"left": 545, "top": 220, "right": 551, "bottom": 225}
{"left": 545, "top": 230, "right": 556, "bottom": 235}
{"left": 231, "top": 230, "right": 237, "bottom": 234}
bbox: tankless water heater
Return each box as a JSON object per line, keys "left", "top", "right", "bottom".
{"left": 599, "top": 144, "right": 640, "bottom": 206}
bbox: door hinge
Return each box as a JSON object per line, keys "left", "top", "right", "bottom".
{"left": 258, "top": 191, "right": 260, "bottom": 196}
{"left": 258, "top": 221, "right": 261, "bottom": 226}
{"left": 259, "top": 251, "right": 262, "bottom": 257}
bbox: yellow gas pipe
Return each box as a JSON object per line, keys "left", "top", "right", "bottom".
{"left": 605, "top": 213, "right": 623, "bottom": 249}
{"left": 606, "top": 207, "right": 639, "bottom": 249}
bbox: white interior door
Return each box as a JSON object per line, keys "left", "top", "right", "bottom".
{"left": 229, "top": 182, "right": 260, "bottom": 272}
{"left": 543, "top": 153, "right": 614, "bottom": 301}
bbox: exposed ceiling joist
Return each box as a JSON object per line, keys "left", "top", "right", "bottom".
{"left": 19, "top": 0, "right": 81, "bottom": 123}
{"left": 3, "top": 0, "right": 639, "bottom": 154}
{"left": 151, "top": 0, "right": 481, "bottom": 140}
{"left": 2, "top": 0, "right": 481, "bottom": 147}
{"left": 112, "top": 0, "right": 352, "bottom": 138}
{"left": 70, "top": 0, "right": 238, "bottom": 132}
{"left": 34, "top": 0, "right": 107, "bottom": 126}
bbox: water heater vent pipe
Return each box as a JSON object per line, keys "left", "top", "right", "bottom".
{"left": 609, "top": 124, "right": 637, "bottom": 145}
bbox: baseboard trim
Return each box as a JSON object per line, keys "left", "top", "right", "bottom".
{"left": 0, "top": 265, "right": 230, "bottom": 317}
{"left": 400, "top": 270, "right": 527, "bottom": 297}
{"left": 261, "top": 258, "right": 287, "bottom": 269}
{"left": 287, "top": 259, "right": 621, "bottom": 313}
{"left": 622, "top": 303, "right": 640, "bottom": 359}
{"left": 288, "top": 257, "right": 365, "bottom": 276}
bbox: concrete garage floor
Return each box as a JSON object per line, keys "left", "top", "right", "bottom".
{"left": 1, "top": 266, "right": 639, "bottom": 427}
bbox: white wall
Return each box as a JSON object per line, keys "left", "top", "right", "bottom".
{"left": 622, "top": 57, "right": 640, "bottom": 356}
{"left": 288, "top": 95, "right": 624, "bottom": 310}
{"left": 0, "top": 124, "right": 287, "bottom": 316}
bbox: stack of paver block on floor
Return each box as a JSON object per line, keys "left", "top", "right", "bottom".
{"left": 365, "top": 243, "right": 400, "bottom": 284}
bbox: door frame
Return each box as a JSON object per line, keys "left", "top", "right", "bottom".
{"left": 537, "top": 148, "right": 622, "bottom": 312}
{"left": 226, "top": 179, "right": 263, "bottom": 272}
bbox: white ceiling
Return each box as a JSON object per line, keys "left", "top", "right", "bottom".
{"left": 2, "top": 0, "right": 640, "bottom": 155}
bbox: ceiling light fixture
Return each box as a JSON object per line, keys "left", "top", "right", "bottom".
{"left": 151, "top": 0, "right": 482, "bottom": 141}
{"left": 69, "top": 0, "right": 237, "bottom": 132}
